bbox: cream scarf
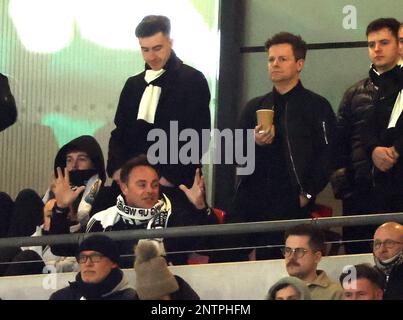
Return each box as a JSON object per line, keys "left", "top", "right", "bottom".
{"left": 137, "top": 69, "right": 166, "bottom": 124}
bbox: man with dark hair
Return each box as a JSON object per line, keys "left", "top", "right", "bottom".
{"left": 339, "top": 264, "right": 385, "bottom": 300}
{"left": 50, "top": 235, "right": 136, "bottom": 300}
{"left": 230, "top": 32, "right": 336, "bottom": 260}
{"left": 331, "top": 18, "right": 401, "bottom": 254}
{"left": 283, "top": 224, "right": 342, "bottom": 300}
{"left": 0, "top": 73, "right": 17, "bottom": 132}
{"left": 107, "top": 15, "right": 211, "bottom": 205}
{"left": 50, "top": 155, "right": 217, "bottom": 266}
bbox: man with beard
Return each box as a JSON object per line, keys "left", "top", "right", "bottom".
{"left": 283, "top": 224, "right": 343, "bottom": 300}
{"left": 373, "top": 222, "right": 403, "bottom": 299}
{"left": 50, "top": 234, "right": 136, "bottom": 300}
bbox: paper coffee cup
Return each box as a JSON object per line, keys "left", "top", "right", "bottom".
{"left": 256, "top": 109, "right": 274, "bottom": 131}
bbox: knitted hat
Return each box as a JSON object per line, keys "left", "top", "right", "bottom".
{"left": 77, "top": 234, "right": 120, "bottom": 264}
{"left": 134, "top": 240, "right": 179, "bottom": 300}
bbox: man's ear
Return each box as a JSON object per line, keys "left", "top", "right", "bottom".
{"left": 314, "top": 250, "right": 322, "bottom": 264}
{"left": 296, "top": 59, "right": 305, "bottom": 72}
{"left": 120, "top": 182, "right": 128, "bottom": 196}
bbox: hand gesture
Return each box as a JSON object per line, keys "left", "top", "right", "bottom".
{"left": 372, "top": 147, "right": 397, "bottom": 172}
{"left": 179, "top": 168, "right": 207, "bottom": 210}
{"left": 255, "top": 124, "right": 275, "bottom": 146}
{"left": 54, "top": 167, "right": 85, "bottom": 208}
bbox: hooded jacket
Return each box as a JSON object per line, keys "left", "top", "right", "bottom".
{"left": 53, "top": 135, "right": 106, "bottom": 183}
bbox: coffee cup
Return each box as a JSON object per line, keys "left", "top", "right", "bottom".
{"left": 256, "top": 109, "right": 274, "bottom": 132}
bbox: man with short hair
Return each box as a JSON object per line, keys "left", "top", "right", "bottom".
{"left": 50, "top": 155, "right": 216, "bottom": 266}
{"left": 50, "top": 234, "right": 136, "bottom": 300}
{"left": 231, "top": 32, "right": 336, "bottom": 260}
{"left": 107, "top": 15, "right": 211, "bottom": 200}
{"left": 331, "top": 18, "right": 402, "bottom": 254}
{"left": 283, "top": 224, "right": 343, "bottom": 300}
{"left": 372, "top": 222, "right": 403, "bottom": 300}
{"left": 339, "top": 263, "right": 384, "bottom": 300}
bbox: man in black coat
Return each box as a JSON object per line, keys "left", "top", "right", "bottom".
{"left": 229, "top": 32, "right": 336, "bottom": 261}
{"left": 50, "top": 235, "right": 136, "bottom": 300}
{"left": 107, "top": 15, "right": 211, "bottom": 206}
{"left": 0, "top": 73, "right": 17, "bottom": 132}
{"left": 331, "top": 18, "right": 401, "bottom": 254}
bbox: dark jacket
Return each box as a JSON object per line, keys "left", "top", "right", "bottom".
{"left": 331, "top": 68, "right": 378, "bottom": 199}
{"left": 361, "top": 65, "right": 403, "bottom": 194}
{"left": 107, "top": 51, "right": 211, "bottom": 188}
{"left": 238, "top": 82, "right": 336, "bottom": 200}
{"left": 0, "top": 73, "right": 17, "bottom": 132}
{"left": 49, "top": 268, "right": 136, "bottom": 300}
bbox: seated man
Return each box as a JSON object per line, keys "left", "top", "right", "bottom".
{"left": 372, "top": 222, "right": 403, "bottom": 300}
{"left": 283, "top": 224, "right": 343, "bottom": 300}
{"left": 50, "top": 234, "right": 136, "bottom": 300}
{"left": 50, "top": 155, "right": 217, "bottom": 266}
{"left": 0, "top": 73, "right": 17, "bottom": 132}
{"left": 339, "top": 263, "right": 384, "bottom": 300}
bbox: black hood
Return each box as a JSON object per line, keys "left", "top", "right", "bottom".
{"left": 54, "top": 135, "right": 106, "bottom": 183}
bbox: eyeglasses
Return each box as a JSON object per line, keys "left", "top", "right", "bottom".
{"left": 373, "top": 239, "right": 403, "bottom": 250}
{"left": 281, "top": 247, "right": 309, "bottom": 258}
{"left": 76, "top": 253, "right": 104, "bottom": 264}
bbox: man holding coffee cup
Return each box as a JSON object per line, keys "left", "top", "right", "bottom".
{"left": 230, "top": 32, "right": 336, "bottom": 260}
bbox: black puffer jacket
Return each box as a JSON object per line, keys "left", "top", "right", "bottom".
{"left": 331, "top": 67, "right": 379, "bottom": 199}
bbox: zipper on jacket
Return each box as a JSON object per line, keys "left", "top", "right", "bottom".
{"left": 322, "top": 121, "right": 329, "bottom": 145}
{"left": 284, "top": 102, "right": 305, "bottom": 195}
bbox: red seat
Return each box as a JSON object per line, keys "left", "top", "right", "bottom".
{"left": 311, "top": 204, "right": 333, "bottom": 219}
{"left": 212, "top": 208, "right": 225, "bottom": 224}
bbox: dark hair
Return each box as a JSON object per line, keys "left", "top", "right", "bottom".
{"left": 366, "top": 18, "right": 400, "bottom": 40}
{"left": 135, "top": 15, "right": 171, "bottom": 37}
{"left": 265, "top": 32, "right": 307, "bottom": 60}
{"left": 269, "top": 283, "right": 294, "bottom": 300}
{"left": 339, "top": 263, "right": 385, "bottom": 290}
{"left": 285, "top": 224, "right": 326, "bottom": 254}
{"left": 120, "top": 154, "right": 159, "bottom": 184}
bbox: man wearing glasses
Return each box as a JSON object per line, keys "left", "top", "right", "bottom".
{"left": 373, "top": 222, "right": 403, "bottom": 299}
{"left": 50, "top": 235, "right": 136, "bottom": 300}
{"left": 283, "top": 224, "right": 343, "bottom": 300}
